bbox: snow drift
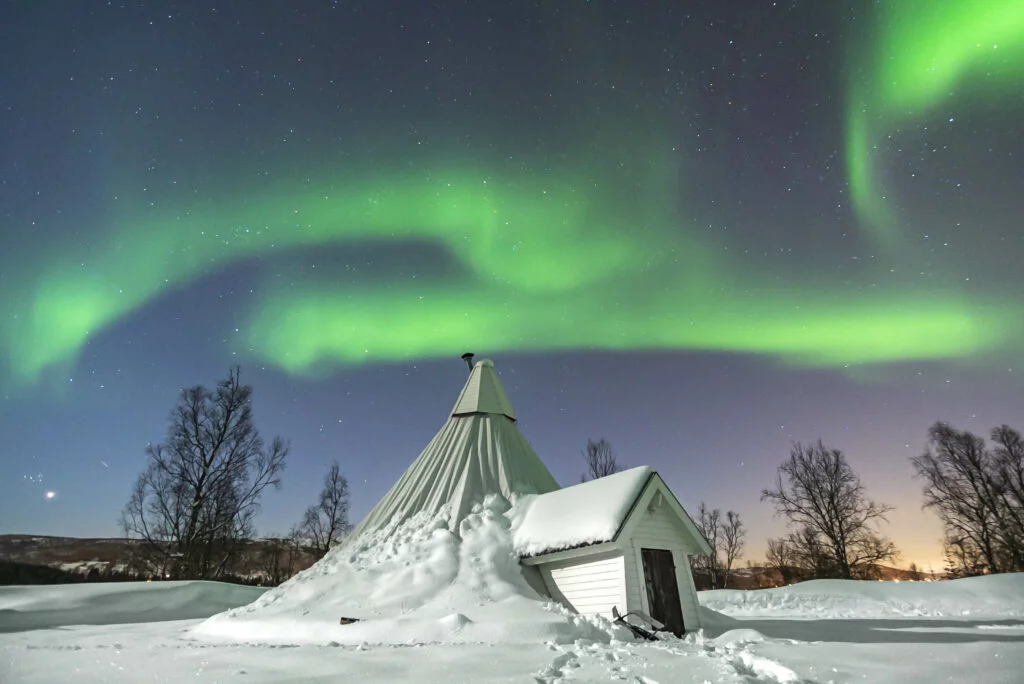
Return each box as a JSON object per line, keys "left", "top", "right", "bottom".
{"left": 700, "top": 574, "right": 1024, "bottom": 620}
{"left": 7, "top": 568, "right": 1024, "bottom": 684}
{"left": 193, "top": 495, "right": 626, "bottom": 646}
{"left": 0, "top": 580, "right": 265, "bottom": 632}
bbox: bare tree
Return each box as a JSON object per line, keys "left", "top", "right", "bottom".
{"left": 690, "top": 502, "right": 723, "bottom": 589}
{"left": 720, "top": 511, "right": 746, "bottom": 588}
{"left": 765, "top": 536, "right": 798, "bottom": 585}
{"left": 120, "top": 368, "right": 288, "bottom": 579}
{"left": 943, "top": 531, "right": 987, "bottom": 578}
{"left": 762, "top": 440, "right": 897, "bottom": 579}
{"left": 297, "top": 460, "right": 351, "bottom": 559}
{"left": 258, "top": 535, "right": 290, "bottom": 586}
{"left": 991, "top": 425, "right": 1024, "bottom": 569}
{"left": 776, "top": 526, "right": 836, "bottom": 580}
{"left": 911, "top": 422, "right": 1024, "bottom": 574}
{"left": 906, "top": 562, "right": 923, "bottom": 581}
{"left": 580, "top": 438, "right": 621, "bottom": 482}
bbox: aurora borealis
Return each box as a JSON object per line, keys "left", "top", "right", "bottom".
{"left": 7, "top": 167, "right": 1013, "bottom": 385}
{"left": 1, "top": 1, "right": 1021, "bottom": 569}
{"left": 845, "top": 0, "right": 1024, "bottom": 244}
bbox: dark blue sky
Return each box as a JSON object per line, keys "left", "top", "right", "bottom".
{"left": 1, "top": 1, "right": 1021, "bottom": 570}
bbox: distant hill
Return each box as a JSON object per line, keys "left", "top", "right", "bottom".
{"left": 695, "top": 563, "right": 945, "bottom": 591}
{"left": 0, "top": 534, "right": 316, "bottom": 585}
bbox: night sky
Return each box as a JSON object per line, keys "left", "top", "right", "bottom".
{"left": 1, "top": 1, "right": 1022, "bottom": 570}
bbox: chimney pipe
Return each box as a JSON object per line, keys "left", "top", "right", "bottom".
{"left": 460, "top": 352, "right": 475, "bottom": 372}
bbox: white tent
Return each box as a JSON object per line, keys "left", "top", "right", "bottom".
{"left": 195, "top": 356, "right": 706, "bottom": 644}
{"left": 348, "top": 358, "right": 560, "bottom": 539}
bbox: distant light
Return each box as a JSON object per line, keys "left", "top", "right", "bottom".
{"left": 45, "top": 491, "right": 56, "bottom": 499}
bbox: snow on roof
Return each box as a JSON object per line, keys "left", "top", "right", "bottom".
{"left": 510, "top": 466, "right": 654, "bottom": 557}
{"left": 451, "top": 358, "right": 516, "bottom": 420}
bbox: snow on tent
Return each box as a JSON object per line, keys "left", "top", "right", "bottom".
{"left": 192, "top": 357, "right": 620, "bottom": 646}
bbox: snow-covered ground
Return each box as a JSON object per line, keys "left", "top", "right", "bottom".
{"left": 2, "top": 574, "right": 1023, "bottom": 683}
{"left": 0, "top": 580, "right": 265, "bottom": 633}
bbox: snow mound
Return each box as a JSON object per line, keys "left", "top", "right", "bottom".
{"left": 0, "top": 580, "right": 266, "bottom": 632}
{"left": 193, "top": 494, "right": 627, "bottom": 646}
{"left": 713, "top": 627, "right": 768, "bottom": 648}
{"left": 510, "top": 466, "right": 653, "bottom": 557}
{"left": 700, "top": 574, "right": 1024, "bottom": 619}
{"left": 729, "top": 651, "right": 802, "bottom": 684}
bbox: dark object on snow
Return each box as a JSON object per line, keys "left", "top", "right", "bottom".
{"left": 461, "top": 352, "right": 475, "bottom": 371}
{"left": 611, "top": 606, "right": 661, "bottom": 641}
{"left": 339, "top": 616, "right": 359, "bottom": 625}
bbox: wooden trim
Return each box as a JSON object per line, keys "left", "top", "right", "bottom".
{"left": 609, "top": 472, "right": 658, "bottom": 543}
{"left": 520, "top": 541, "right": 619, "bottom": 566}
{"left": 632, "top": 540, "right": 650, "bottom": 616}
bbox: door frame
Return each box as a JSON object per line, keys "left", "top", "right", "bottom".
{"left": 638, "top": 546, "right": 685, "bottom": 636}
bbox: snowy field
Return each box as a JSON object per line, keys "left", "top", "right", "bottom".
{"left": 2, "top": 574, "right": 1023, "bottom": 683}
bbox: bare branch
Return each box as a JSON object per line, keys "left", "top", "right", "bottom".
{"left": 721, "top": 511, "right": 746, "bottom": 588}
{"left": 580, "top": 438, "right": 621, "bottom": 482}
{"left": 689, "top": 502, "right": 723, "bottom": 589}
{"left": 296, "top": 460, "right": 351, "bottom": 559}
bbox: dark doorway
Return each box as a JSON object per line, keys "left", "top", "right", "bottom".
{"left": 640, "top": 547, "right": 685, "bottom": 636}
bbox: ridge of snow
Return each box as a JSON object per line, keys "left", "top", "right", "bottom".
{"left": 700, "top": 574, "right": 1024, "bottom": 619}
{"left": 509, "top": 466, "right": 654, "bottom": 557}
{"left": 192, "top": 494, "right": 630, "bottom": 646}
{"left": 0, "top": 581, "right": 265, "bottom": 631}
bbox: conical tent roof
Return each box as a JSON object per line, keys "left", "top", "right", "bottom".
{"left": 451, "top": 358, "right": 517, "bottom": 420}
{"left": 348, "top": 359, "right": 559, "bottom": 538}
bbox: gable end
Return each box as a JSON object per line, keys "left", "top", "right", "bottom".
{"left": 614, "top": 474, "right": 712, "bottom": 555}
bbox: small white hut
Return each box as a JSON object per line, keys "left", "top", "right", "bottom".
{"left": 510, "top": 467, "right": 711, "bottom": 635}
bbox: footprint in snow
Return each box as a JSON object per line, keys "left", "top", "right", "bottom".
{"left": 534, "top": 650, "right": 579, "bottom": 683}
{"left": 728, "top": 651, "right": 802, "bottom": 684}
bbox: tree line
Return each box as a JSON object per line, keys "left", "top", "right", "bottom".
{"left": 585, "top": 421, "right": 1024, "bottom": 586}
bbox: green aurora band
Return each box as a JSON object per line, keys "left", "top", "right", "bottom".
{"left": 846, "top": 0, "right": 1024, "bottom": 244}
{"left": 2, "top": 160, "right": 1016, "bottom": 387}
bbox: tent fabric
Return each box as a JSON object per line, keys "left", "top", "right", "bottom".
{"left": 347, "top": 359, "right": 559, "bottom": 538}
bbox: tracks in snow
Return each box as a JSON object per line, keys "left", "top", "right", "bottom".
{"left": 532, "top": 634, "right": 816, "bottom": 684}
